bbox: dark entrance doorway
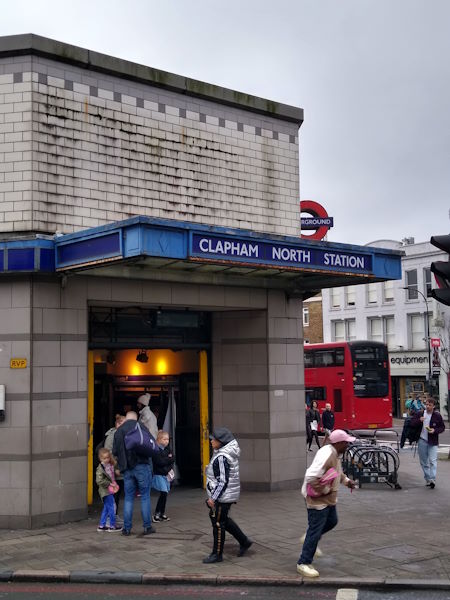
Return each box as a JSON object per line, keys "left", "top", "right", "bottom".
{"left": 89, "top": 306, "right": 210, "bottom": 493}
{"left": 93, "top": 367, "right": 202, "bottom": 486}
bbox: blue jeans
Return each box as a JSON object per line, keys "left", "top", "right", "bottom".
{"left": 99, "top": 494, "right": 116, "bottom": 527}
{"left": 123, "top": 463, "right": 152, "bottom": 532}
{"left": 418, "top": 438, "right": 438, "bottom": 482}
{"left": 298, "top": 505, "right": 338, "bottom": 565}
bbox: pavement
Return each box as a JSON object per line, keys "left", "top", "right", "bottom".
{"left": 2, "top": 431, "right": 450, "bottom": 590}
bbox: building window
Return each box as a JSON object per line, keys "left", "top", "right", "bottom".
{"left": 303, "top": 306, "right": 309, "bottom": 326}
{"left": 424, "top": 267, "right": 432, "bottom": 298}
{"left": 332, "top": 319, "right": 355, "bottom": 342}
{"left": 385, "top": 316, "right": 395, "bottom": 349}
{"left": 368, "top": 316, "right": 395, "bottom": 349}
{"left": 409, "top": 313, "right": 425, "bottom": 349}
{"left": 345, "top": 286, "right": 356, "bottom": 306}
{"left": 405, "top": 270, "right": 418, "bottom": 300}
{"left": 367, "top": 283, "right": 378, "bottom": 304}
{"left": 368, "top": 317, "right": 383, "bottom": 343}
{"left": 330, "top": 288, "right": 341, "bottom": 308}
{"left": 333, "top": 321, "right": 345, "bottom": 342}
{"left": 383, "top": 280, "right": 394, "bottom": 302}
{"left": 347, "top": 319, "right": 356, "bottom": 341}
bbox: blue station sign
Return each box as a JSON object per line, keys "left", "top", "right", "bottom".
{"left": 191, "top": 233, "right": 372, "bottom": 273}
{"left": 1, "top": 216, "right": 402, "bottom": 285}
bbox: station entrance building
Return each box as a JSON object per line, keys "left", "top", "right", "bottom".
{"left": 0, "top": 35, "right": 401, "bottom": 528}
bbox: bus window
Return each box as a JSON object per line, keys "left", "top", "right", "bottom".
{"left": 315, "top": 351, "right": 335, "bottom": 367}
{"left": 335, "top": 348, "right": 345, "bottom": 366}
{"left": 351, "top": 345, "right": 389, "bottom": 398}
{"left": 305, "top": 387, "right": 326, "bottom": 402}
{"left": 304, "top": 352, "right": 313, "bottom": 368}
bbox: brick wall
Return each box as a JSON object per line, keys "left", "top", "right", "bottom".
{"left": 303, "top": 298, "right": 324, "bottom": 343}
{"left": 0, "top": 55, "right": 300, "bottom": 237}
{"left": 0, "top": 61, "right": 33, "bottom": 233}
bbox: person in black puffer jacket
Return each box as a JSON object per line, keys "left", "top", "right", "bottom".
{"left": 151, "top": 431, "right": 175, "bottom": 522}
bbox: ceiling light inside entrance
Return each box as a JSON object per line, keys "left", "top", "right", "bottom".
{"left": 136, "top": 350, "right": 149, "bottom": 363}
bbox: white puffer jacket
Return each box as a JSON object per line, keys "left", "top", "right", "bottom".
{"left": 206, "top": 439, "right": 241, "bottom": 503}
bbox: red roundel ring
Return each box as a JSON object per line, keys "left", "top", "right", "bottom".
{"left": 300, "top": 200, "right": 330, "bottom": 241}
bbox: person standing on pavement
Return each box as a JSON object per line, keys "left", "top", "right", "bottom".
{"left": 113, "top": 411, "right": 155, "bottom": 536}
{"left": 95, "top": 448, "right": 122, "bottom": 532}
{"left": 297, "top": 429, "right": 356, "bottom": 578}
{"left": 152, "top": 430, "right": 175, "bottom": 522}
{"left": 321, "top": 403, "right": 335, "bottom": 443}
{"left": 137, "top": 393, "right": 159, "bottom": 439}
{"left": 203, "top": 427, "right": 253, "bottom": 564}
{"left": 411, "top": 397, "right": 445, "bottom": 489}
{"left": 306, "top": 401, "right": 321, "bottom": 451}
{"left": 104, "top": 414, "right": 126, "bottom": 519}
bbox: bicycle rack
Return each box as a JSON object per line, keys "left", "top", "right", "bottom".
{"left": 342, "top": 441, "right": 402, "bottom": 490}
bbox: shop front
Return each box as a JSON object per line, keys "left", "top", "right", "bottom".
{"left": 390, "top": 350, "right": 434, "bottom": 417}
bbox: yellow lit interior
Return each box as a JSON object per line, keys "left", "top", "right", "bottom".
{"left": 93, "top": 348, "right": 198, "bottom": 375}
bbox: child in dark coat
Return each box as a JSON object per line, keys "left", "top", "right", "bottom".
{"left": 152, "top": 431, "right": 175, "bottom": 522}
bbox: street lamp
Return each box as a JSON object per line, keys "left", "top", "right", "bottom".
{"left": 402, "top": 286, "right": 432, "bottom": 392}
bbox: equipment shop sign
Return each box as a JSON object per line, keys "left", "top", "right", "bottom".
{"left": 190, "top": 234, "right": 372, "bottom": 273}
{"left": 390, "top": 352, "right": 428, "bottom": 375}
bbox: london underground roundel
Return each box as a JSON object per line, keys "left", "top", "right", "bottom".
{"left": 300, "top": 200, "right": 334, "bottom": 241}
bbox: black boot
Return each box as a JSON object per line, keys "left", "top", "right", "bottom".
{"left": 237, "top": 539, "right": 253, "bottom": 557}
{"left": 203, "top": 523, "right": 225, "bottom": 564}
{"left": 202, "top": 553, "right": 223, "bottom": 563}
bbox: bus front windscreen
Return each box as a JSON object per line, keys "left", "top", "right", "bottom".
{"left": 350, "top": 345, "right": 389, "bottom": 398}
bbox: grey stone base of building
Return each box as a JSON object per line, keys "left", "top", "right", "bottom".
{"left": 0, "top": 508, "right": 87, "bottom": 530}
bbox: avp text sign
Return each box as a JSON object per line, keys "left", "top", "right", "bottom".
{"left": 191, "top": 234, "right": 373, "bottom": 273}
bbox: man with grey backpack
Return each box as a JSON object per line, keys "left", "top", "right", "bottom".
{"left": 113, "top": 411, "right": 157, "bottom": 537}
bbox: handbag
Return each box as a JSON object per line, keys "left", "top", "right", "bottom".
{"left": 306, "top": 467, "right": 338, "bottom": 498}
{"left": 108, "top": 481, "right": 120, "bottom": 494}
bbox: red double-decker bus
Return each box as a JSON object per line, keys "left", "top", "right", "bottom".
{"left": 304, "top": 341, "right": 392, "bottom": 430}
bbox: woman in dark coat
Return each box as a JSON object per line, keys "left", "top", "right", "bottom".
{"left": 306, "top": 401, "right": 321, "bottom": 451}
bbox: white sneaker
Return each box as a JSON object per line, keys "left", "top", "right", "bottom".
{"left": 297, "top": 563, "right": 319, "bottom": 578}
{"left": 300, "top": 533, "right": 322, "bottom": 557}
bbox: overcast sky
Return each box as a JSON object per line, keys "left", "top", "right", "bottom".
{"left": 1, "top": 0, "right": 449, "bottom": 245}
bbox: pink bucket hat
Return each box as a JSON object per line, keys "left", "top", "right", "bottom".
{"left": 328, "top": 429, "right": 356, "bottom": 444}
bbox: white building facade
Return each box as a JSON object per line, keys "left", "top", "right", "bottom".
{"left": 322, "top": 238, "right": 450, "bottom": 418}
